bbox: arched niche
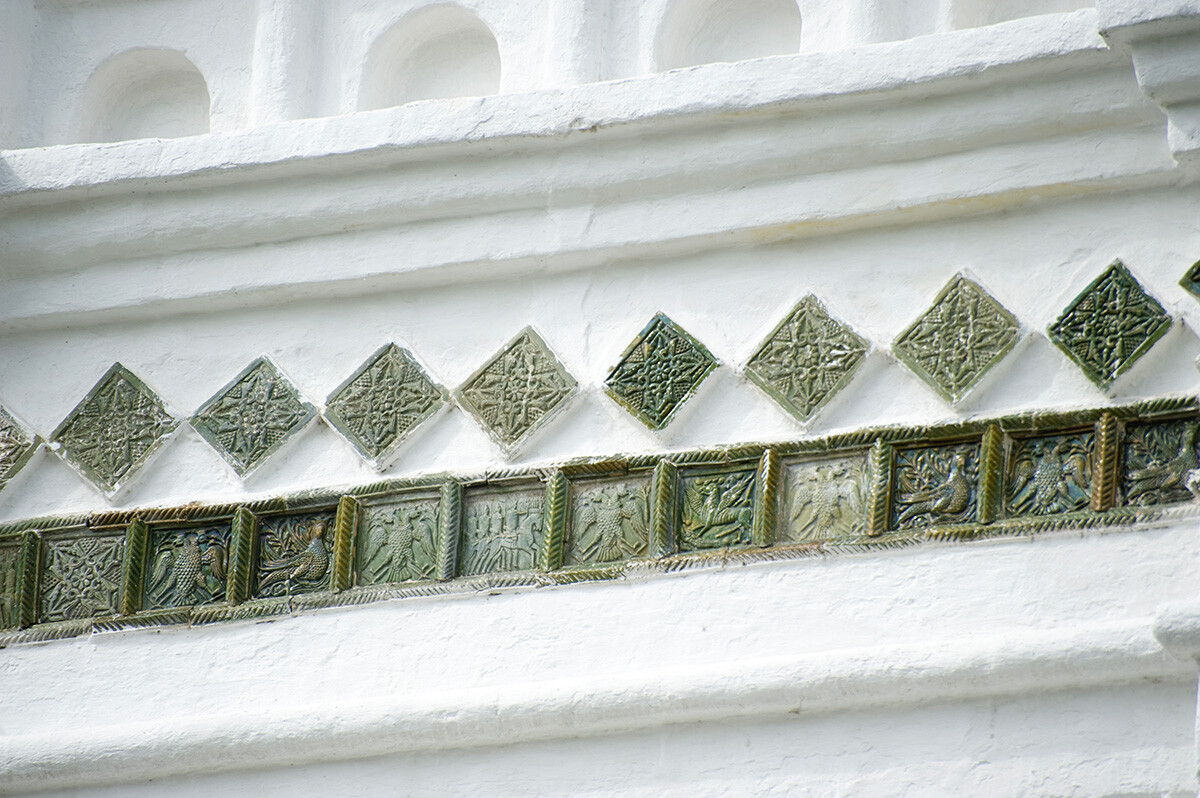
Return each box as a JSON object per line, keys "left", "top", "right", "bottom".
{"left": 78, "top": 48, "right": 211, "bottom": 144}
{"left": 657, "top": 0, "right": 802, "bottom": 72}
{"left": 359, "top": 5, "right": 502, "bottom": 111}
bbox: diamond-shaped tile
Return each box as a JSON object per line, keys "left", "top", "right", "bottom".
{"left": 745, "top": 295, "right": 870, "bottom": 423}
{"left": 51, "top": 364, "right": 178, "bottom": 496}
{"left": 324, "top": 344, "right": 447, "bottom": 466}
{"left": 191, "top": 357, "right": 317, "bottom": 476}
{"left": 893, "top": 274, "right": 1020, "bottom": 403}
{"left": 605, "top": 314, "right": 718, "bottom": 430}
{"left": 0, "top": 405, "right": 41, "bottom": 494}
{"left": 1180, "top": 260, "right": 1200, "bottom": 302}
{"left": 455, "top": 328, "right": 577, "bottom": 454}
{"left": 1048, "top": 261, "right": 1172, "bottom": 390}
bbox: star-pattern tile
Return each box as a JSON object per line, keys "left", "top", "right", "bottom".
{"left": 745, "top": 295, "right": 870, "bottom": 423}
{"left": 605, "top": 314, "right": 718, "bottom": 430}
{"left": 51, "top": 364, "right": 178, "bottom": 496}
{"left": 325, "top": 344, "right": 447, "bottom": 465}
{"left": 455, "top": 328, "right": 577, "bottom": 454}
{"left": 893, "top": 274, "right": 1020, "bottom": 403}
{"left": 0, "top": 406, "right": 41, "bottom": 494}
{"left": 191, "top": 357, "right": 317, "bottom": 476}
{"left": 1048, "top": 261, "right": 1172, "bottom": 390}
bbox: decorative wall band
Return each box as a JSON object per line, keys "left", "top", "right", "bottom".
{"left": 227, "top": 507, "right": 259, "bottom": 606}
{"left": 119, "top": 518, "right": 149, "bottom": 616}
{"left": 1092, "top": 412, "right": 1119, "bottom": 512}
{"left": 866, "top": 440, "right": 894, "bottom": 538}
{"left": 752, "top": 449, "right": 780, "bottom": 547}
{"left": 2, "top": 396, "right": 1199, "bottom": 646}
{"left": 650, "top": 460, "right": 678, "bottom": 558}
{"left": 539, "top": 471, "right": 568, "bottom": 572}
{"left": 16, "top": 531, "right": 40, "bottom": 629}
{"left": 331, "top": 496, "right": 360, "bottom": 593}
{"left": 977, "top": 425, "right": 1003, "bottom": 525}
{"left": 436, "top": 481, "right": 463, "bottom": 582}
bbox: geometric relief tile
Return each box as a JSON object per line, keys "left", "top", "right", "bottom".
{"left": 1048, "top": 261, "right": 1173, "bottom": 390}
{"left": 893, "top": 275, "right": 1020, "bottom": 404}
{"left": 1006, "top": 431, "right": 1093, "bottom": 517}
{"left": 1122, "top": 419, "right": 1198, "bottom": 507}
{"left": 566, "top": 478, "right": 650, "bottom": 566}
{"left": 144, "top": 526, "right": 231, "bottom": 610}
{"left": 1180, "top": 260, "right": 1200, "bottom": 303}
{"left": 325, "top": 344, "right": 447, "bottom": 466}
{"left": 255, "top": 512, "right": 335, "bottom": 598}
{"left": 459, "top": 489, "right": 544, "bottom": 577}
{"left": 891, "top": 442, "right": 979, "bottom": 530}
{"left": 679, "top": 469, "right": 755, "bottom": 551}
{"left": 456, "top": 328, "right": 577, "bottom": 455}
{"left": 605, "top": 314, "right": 718, "bottom": 430}
{"left": 0, "top": 405, "right": 40, "bottom": 494}
{"left": 780, "top": 454, "right": 868, "bottom": 543}
{"left": 356, "top": 497, "right": 440, "bottom": 585}
{"left": 0, "top": 542, "right": 20, "bottom": 629}
{"left": 745, "top": 296, "right": 870, "bottom": 423}
{"left": 40, "top": 536, "right": 124, "bottom": 622}
{"left": 191, "top": 357, "right": 317, "bottom": 477}
{"left": 50, "top": 364, "right": 178, "bottom": 496}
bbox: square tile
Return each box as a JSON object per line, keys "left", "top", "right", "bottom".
{"left": 459, "top": 488, "right": 544, "bottom": 576}
{"left": 40, "top": 535, "right": 124, "bottom": 622}
{"left": 893, "top": 275, "right": 1020, "bottom": 403}
{"left": 1048, "top": 261, "right": 1172, "bottom": 390}
{"left": 779, "top": 454, "right": 869, "bottom": 543}
{"left": 456, "top": 328, "right": 577, "bottom": 455}
{"left": 678, "top": 468, "right": 755, "bottom": 550}
{"left": 325, "top": 344, "right": 447, "bottom": 466}
{"left": 605, "top": 314, "right": 718, "bottom": 430}
{"left": 0, "top": 406, "right": 41, "bottom": 494}
{"left": 356, "top": 496, "right": 440, "bottom": 585}
{"left": 51, "top": 364, "right": 178, "bottom": 496}
{"left": 891, "top": 442, "right": 979, "bottom": 529}
{"left": 566, "top": 477, "right": 650, "bottom": 565}
{"left": 1006, "top": 431, "right": 1093, "bottom": 516}
{"left": 745, "top": 296, "right": 870, "bottom": 423}
{"left": 1122, "top": 419, "right": 1197, "bottom": 507}
{"left": 255, "top": 512, "right": 336, "bottom": 598}
{"left": 191, "top": 357, "right": 317, "bottom": 477}
{"left": 144, "top": 526, "right": 231, "bottom": 610}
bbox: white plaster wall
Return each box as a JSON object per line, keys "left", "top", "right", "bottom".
{"left": 3, "top": 5, "right": 1200, "bottom": 796}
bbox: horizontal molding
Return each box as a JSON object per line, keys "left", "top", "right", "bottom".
{"left": 0, "top": 617, "right": 1188, "bottom": 795}
{"left": 0, "top": 11, "right": 1178, "bottom": 333}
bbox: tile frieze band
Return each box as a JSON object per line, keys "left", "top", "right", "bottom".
{"left": 0, "top": 394, "right": 1196, "bottom": 647}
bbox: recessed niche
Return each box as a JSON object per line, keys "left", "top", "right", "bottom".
{"left": 359, "top": 4, "right": 502, "bottom": 111}
{"left": 78, "top": 48, "right": 211, "bottom": 144}
{"left": 657, "top": 0, "right": 802, "bottom": 72}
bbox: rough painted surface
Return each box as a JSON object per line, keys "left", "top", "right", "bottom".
{"left": 3, "top": 3, "right": 1200, "bottom": 796}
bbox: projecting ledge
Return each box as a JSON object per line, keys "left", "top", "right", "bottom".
{"left": 0, "top": 618, "right": 1189, "bottom": 795}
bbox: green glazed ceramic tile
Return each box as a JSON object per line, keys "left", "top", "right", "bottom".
{"left": 678, "top": 468, "right": 755, "bottom": 550}
{"left": 893, "top": 275, "right": 1020, "bottom": 403}
{"left": 191, "top": 357, "right": 317, "bottom": 477}
{"left": 459, "top": 489, "right": 544, "bottom": 576}
{"left": 51, "top": 364, "right": 178, "bottom": 496}
{"left": 1123, "top": 419, "right": 1198, "bottom": 507}
{"left": 356, "top": 497, "right": 440, "bottom": 585}
{"left": 566, "top": 478, "right": 651, "bottom": 566}
{"left": 1179, "top": 260, "right": 1200, "bottom": 302}
{"left": 0, "top": 406, "right": 40, "bottom": 495}
{"left": 1006, "top": 432, "right": 1093, "bottom": 517}
{"left": 41, "top": 535, "right": 124, "bottom": 622}
{"left": 0, "top": 542, "right": 19, "bottom": 629}
{"left": 745, "top": 296, "right": 870, "bottom": 423}
{"left": 892, "top": 442, "right": 980, "bottom": 530}
{"left": 605, "top": 314, "right": 718, "bottom": 430}
{"left": 144, "top": 526, "right": 231, "bottom": 610}
{"left": 780, "top": 454, "right": 869, "bottom": 543}
{"left": 255, "top": 512, "right": 335, "bottom": 598}
{"left": 456, "top": 328, "right": 577, "bottom": 455}
{"left": 1048, "top": 261, "right": 1172, "bottom": 390}
{"left": 325, "top": 344, "right": 447, "bottom": 466}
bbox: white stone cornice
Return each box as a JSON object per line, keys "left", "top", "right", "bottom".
{"left": 1099, "top": 0, "right": 1200, "bottom": 164}
{"left": 0, "top": 10, "right": 1176, "bottom": 334}
{"left": 0, "top": 618, "right": 1185, "bottom": 796}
